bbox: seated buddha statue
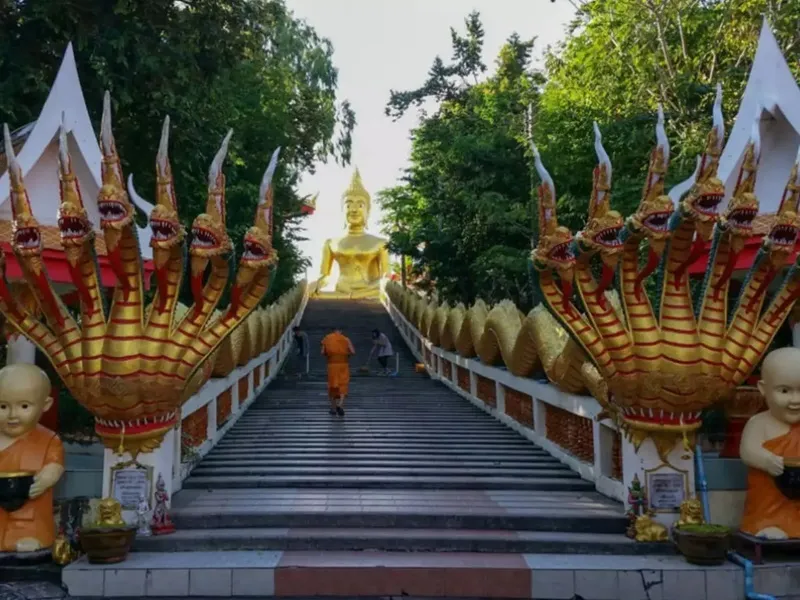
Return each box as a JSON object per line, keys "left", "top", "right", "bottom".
{"left": 739, "top": 347, "right": 800, "bottom": 539}
{"left": 311, "top": 169, "right": 389, "bottom": 299}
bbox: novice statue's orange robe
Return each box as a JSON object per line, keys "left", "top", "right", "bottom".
{"left": 740, "top": 423, "right": 800, "bottom": 538}
{"left": 0, "top": 425, "right": 64, "bottom": 551}
{"left": 321, "top": 332, "right": 353, "bottom": 398}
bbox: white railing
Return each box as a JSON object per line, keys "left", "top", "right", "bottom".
{"left": 171, "top": 288, "right": 309, "bottom": 491}
{"left": 382, "top": 291, "right": 624, "bottom": 502}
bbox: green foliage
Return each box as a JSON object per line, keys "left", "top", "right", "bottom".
{"left": 380, "top": 2, "right": 800, "bottom": 309}
{"left": 0, "top": 0, "right": 356, "bottom": 300}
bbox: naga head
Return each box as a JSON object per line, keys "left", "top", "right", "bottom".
{"left": 681, "top": 84, "right": 726, "bottom": 241}
{"left": 530, "top": 143, "right": 575, "bottom": 288}
{"left": 577, "top": 123, "right": 623, "bottom": 268}
{"left": 627, "top": 105, "right": 674, "bottom": 255}
{"left": 189, "top": 130, "right": 234, "bottom": 306}
{"left": 55, "top": 115, "right": 93, "bottom": 263}
{"left": 149, "top": 117, "right": 186, "bottom": 263}
{"left": 97, "top": 92, "right": 134, "bottom": 248}
{"left": 230, "top": 148, "right": 281, "bottom": 313}
{"left": 3, "top": 124, "right": 41, "bottom": 261}
{"left": 719, "top": 114, "right": 761, "bottom": 251}
{"left": 764, "top": 146, "right": 800, "bottom": 267}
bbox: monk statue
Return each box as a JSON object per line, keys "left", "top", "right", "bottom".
{"left": 0, "top": 364, "right": 65, "bottom": 553}
{"left": 740, "top": 347, "right": 800, "bottom": 539}
{"left": 311, "top": 169, "right": 389, "bottom": 299}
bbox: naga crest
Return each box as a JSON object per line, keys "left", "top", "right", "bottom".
{"left": 149, "top": 116, "right": 186, "bottom": 254}
{"left": 190, "top": 130, "right": 234, "bottom": 260}
{"left": 719, "top": 113, "right": 761, "bottom": 251}
{"left": 56, "top": 115, "right": 93, "bottom": 254}
{"left": 97, "top": 92, "right": 134, "bottom": 238}
{"left": 626, "top": 105, "right": 674, "bottom": 255}
{"left": 4, "top": 125, "right": 42, "bottom": 261}
{"left": 576, "top": 122, "right": 623, "bottom": 266}
{"left": 764, "top": 146, "right": 800, "bottom": 266}
{"left": 680, "top": 84, "right": 726, "bottom": 241}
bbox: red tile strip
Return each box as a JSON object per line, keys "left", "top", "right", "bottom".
{"left": 274, "top": 551, "right": 531, "bottom": 598}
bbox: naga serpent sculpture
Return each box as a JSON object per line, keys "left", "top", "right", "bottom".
{"left": 0, "top": 92, "right": 280, "bottom": 455}
{"left": 388, "top": 85, "right": 800, "bottom": 458}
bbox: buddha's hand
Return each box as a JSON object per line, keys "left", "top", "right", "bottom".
{"left": 15, "top": 537, "right": 43, "bottom": 552}
{"left": 760, "top": 451, "right": 784, "bottom": 477}
{"left": 29, "top": 463, "right": 65, "bottom": 498}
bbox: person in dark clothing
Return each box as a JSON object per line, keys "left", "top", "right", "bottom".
{"left": 293, "top": 326, "right": 309, "bottom": 378}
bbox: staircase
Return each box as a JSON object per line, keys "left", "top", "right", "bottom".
{"left": 64, "top": 298, "right": 678, "bottom": 599}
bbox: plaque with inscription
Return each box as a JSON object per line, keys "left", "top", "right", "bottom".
{"left": 110, "top": 463, "right": 153, "bottom": 510}
{"left": 647, "top": 471, "right": 686, "bottom": 512}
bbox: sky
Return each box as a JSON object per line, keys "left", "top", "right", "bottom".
{"left": 285, "top": 0, "right": 577, "bottom": 281}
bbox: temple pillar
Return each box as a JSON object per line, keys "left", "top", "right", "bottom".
{"left": 101, "top": 429, "right": 178, "bottom": 522}
{"left": 622, "top": 435, "right": 695, "bottom": 529}
{"left": 6, "top": 334, "right": 37, "bottom": 364}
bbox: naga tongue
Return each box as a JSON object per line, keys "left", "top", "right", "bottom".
{"left": 0, "top": 277, "right": 22, "bottom": 320}
{"left": 227, "top": 285, "right": 243, "bottom": 319}
{"left": 712, "top": 249, "right": 739, "bottom": 300}
{"left": 769, "top": 283, "right": 800, "bottom": 326}
{"left": 34, "top": 270, "right": 64, "bottom": 327}
{"left": 595, "top": 264, "right": 614, "bottom": 309}
{"left": 67, "top": 260, "right": 95, "bottom": 317}
{"left": 560, "top": 278, "right": 573, "bottom": 314}
{"left": 191, "top": 273, "right": 205, "bottom": 314}
{"left": 673, "top": 237, "right": 706, "bottom": 290}
{"left": 746, "top": 266, "right": 777, "bottom": 313}
{"left": 155, "top": 266, "right": 169, "bottom": 313}
{"left": 635, "top": 248, "right": 660, "bottom": 301}
{"left": 108, "top": 247, "right": 130, "bottom": 293}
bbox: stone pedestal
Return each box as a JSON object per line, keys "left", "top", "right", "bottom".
{"left": 622, "top": 435, "right": 696, "bottom": 529}
{"left": 101, "top": 429, "right": 178, "bottom": 523}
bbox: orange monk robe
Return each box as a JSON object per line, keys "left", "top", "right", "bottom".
{"left": 740, "top": 423, "right": 800, "bottom": 538}
{"left": 0, "top": 425, "right": 64, "bottom": 551}
{"left": 321, "top": 332, "right": 354, "bottom": 398}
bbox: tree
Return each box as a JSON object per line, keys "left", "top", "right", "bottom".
{"left": 0, "top": 0, "right": 356, "bottom": 300}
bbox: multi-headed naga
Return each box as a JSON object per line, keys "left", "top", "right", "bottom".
{"left": 0, "top": 93, "right": 280, "bottom": 454}
{"left": 531, "top": 85, "right": 800, "bottom": 456}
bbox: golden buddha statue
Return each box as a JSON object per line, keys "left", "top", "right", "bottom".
{"left": 311, "top": 169, "right": 389, "bottom": 299}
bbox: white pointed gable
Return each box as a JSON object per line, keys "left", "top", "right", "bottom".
{"left": 718, "top": 20, "right": 800, "bottom": 214}
{"left": 0, "top": 43, "right": 153, "bottom": 260}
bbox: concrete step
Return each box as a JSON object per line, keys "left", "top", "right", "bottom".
{"left": 207, "top": 448, "right": 551, "bottom": 459}
{"left": 133, "top": 527, "right": 672, "bottom": 555}
{"left": 188, "top": 465, "right": 578, "bottom": 479}
{"left": 198, "top": 456, "right": 562, "bottom": 467}
{"left": 64, "top": 550, "right": 738, "bottom": 599}
{"left": 181, "top": 474, "right": 594, "bottom": 490}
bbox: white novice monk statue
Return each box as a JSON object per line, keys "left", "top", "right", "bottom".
{"left": 739, "top": 347, "right": 800, "bottom": 539}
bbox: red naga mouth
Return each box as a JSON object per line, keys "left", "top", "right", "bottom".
{"left": 643, "top": 211, "right": 671, "bottom": 232}
{"left": 621, "top": 407, "right": 703, "bottom": 428}
{"left": 191, "top": 227, "right": 220, "bottom": 250}
{"left": 769, "top": 223, "right": 798, "bottom": 247}
{"left": 727, "top": 207, "right": 757, "bottom": 230}
{"left": 548, "top": 241, "right": 574, "bottom": 263}
{"left": 58, "top": 215, "right": 91, "bottom": 240}
{"left": 151, "top": 218, "right": 179, "bottom": 241}
{"left": 242, "top": 240, "right": 269, "bottom": 262}
{"left": 14, "top": 226, "right": 41, "bottom": 250}
{"left": 98, "top": 200, "right": 128, "bottom": 223}
{"left": 693, "top": 193, "right": 723, "bottom": 217}
{"left": 592, "top": 227, "right": 622, "bottom": 247}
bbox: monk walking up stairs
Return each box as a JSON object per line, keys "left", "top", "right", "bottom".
{"left": 321, "top": 327, "right": 355, "bottom": 416}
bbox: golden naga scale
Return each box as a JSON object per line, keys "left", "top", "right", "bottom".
{"left": 388, "top": 85, "right": 800, "bottom": 457}
{"left": 0, "top": 92, "right": 281, "bottom": 455}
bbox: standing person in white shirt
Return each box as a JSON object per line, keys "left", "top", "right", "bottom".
{"left": 369, "top": 328, "right": 394, "bottom": 376}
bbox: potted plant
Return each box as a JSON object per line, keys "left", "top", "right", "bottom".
{"left": 673, "top": 523, "right": 732, "bottom": 565}
{"left": 79, "top": 498, "right": 136, "bottom": 564}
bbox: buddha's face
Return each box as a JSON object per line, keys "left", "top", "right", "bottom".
{"left": 0, "top": 365, "right": 52, "bottom": 438}
{"left": 758, "top": 348, "right": 800, "bottom": 425}
{"left": 345, "top": 197, "right": 368, "bottom": 229}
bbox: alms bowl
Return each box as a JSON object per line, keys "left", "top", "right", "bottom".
{"left": 775, "top": 458, "right": 800, "bottom": 500}
{"left": 0, "top": 471, "right": 34, "bottom": 512}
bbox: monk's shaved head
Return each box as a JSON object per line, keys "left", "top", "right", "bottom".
{"left": 0, "top": 363, "right": 50, "bottom": 397}
{"left": 761, "top": 347, "right": 800, "bottom": 383}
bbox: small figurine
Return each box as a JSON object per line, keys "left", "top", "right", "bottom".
{"left": 740, "top": 347, "right": 800, "bottom": 539}
{"left": 625, "top": 474, "right": 648, "bottom": 538}
{"left": 150, "top": 474, "right": 175, "bottom": 535}
{"left": 676, "top": 498, "right": 704, "bottom": 528}
{"left": 136, "top": 494, "right": 151, "bottom": 537}
{"left": 96, "top": 498, "right": 126, "bottom": 527}
{"left": 0, "top": 364, "right": 65, "bottom": 553}
{"left": 634, "top": 512, "right": 669, "bottom": 542}
{"left": 52, "top": 528, "right": 78, "bottom": 565}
